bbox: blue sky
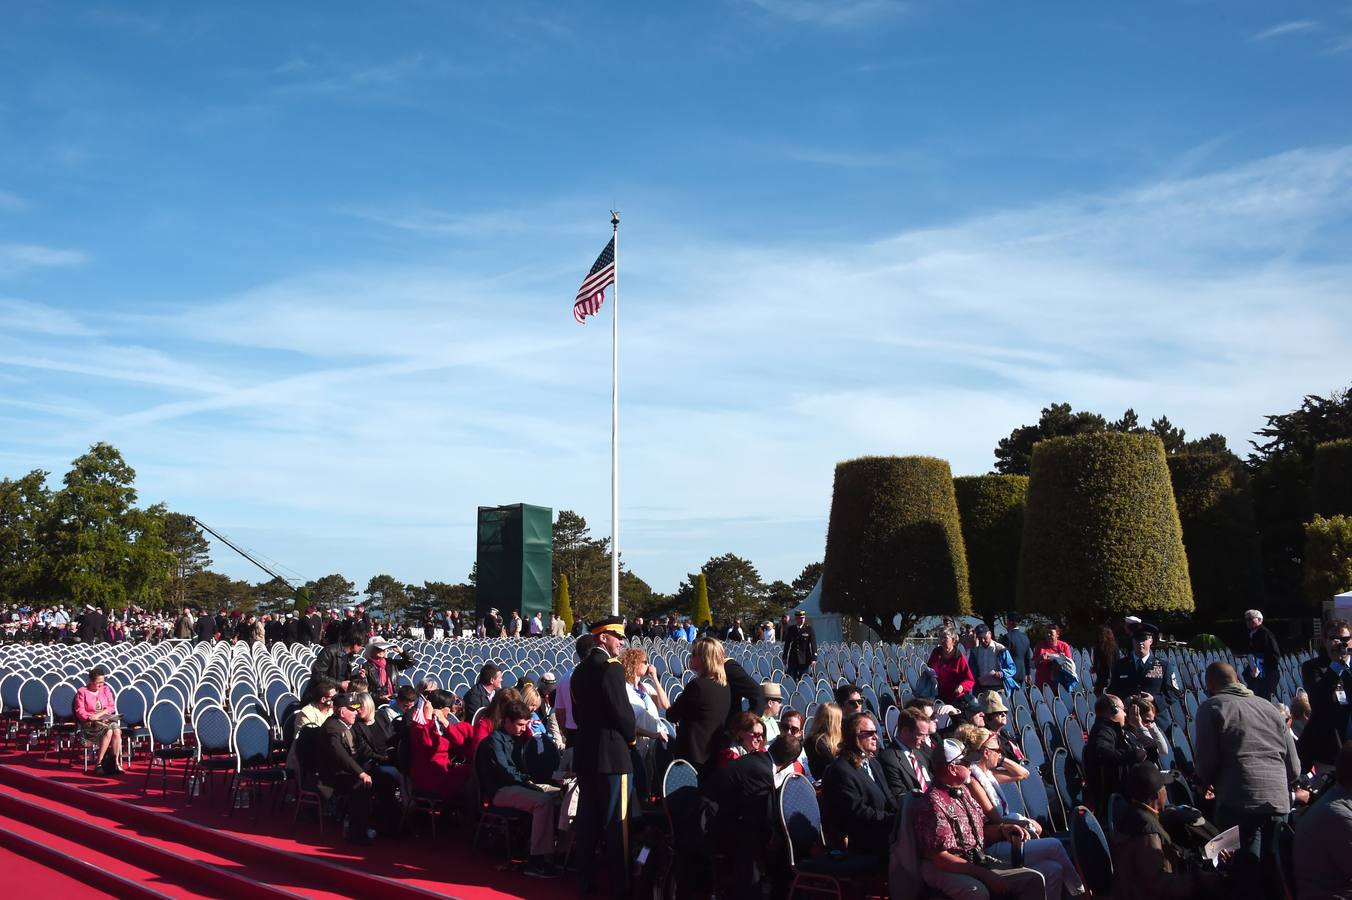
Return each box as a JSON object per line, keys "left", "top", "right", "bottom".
{"left": 2, "top": 1, "right": 1350, "bottom": 597}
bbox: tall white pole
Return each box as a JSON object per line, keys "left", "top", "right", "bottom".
{"left": 610, "top": 210, "right": 620, "bottom": 617}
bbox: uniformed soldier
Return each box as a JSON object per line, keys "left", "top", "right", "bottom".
{"left": 1108, "top": 622, "right": 1183, "bottom": 732}
{"left": 571, "top": 615, "right": 637, "bottom": 897}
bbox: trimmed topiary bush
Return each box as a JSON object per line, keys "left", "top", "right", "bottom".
{"left": 1167, "top": 453, "right": 1262, "bottom": 622}
{"left": 555, "top": 572, "right": 574, "bottom": 632}
{"left": 953, "top": 474, "right": 1028, "bottom": 624}
{"left": 1017, "top": 432, "right": 1192, "bottom": 623}
{"left": 691, "top": 572, "right": 712, "bottom": 629}
{"left": 1314, "top": 439, "right": 1352, "bottom": 517}
{"left": 821, "top": 456, "right": 971, "bottom": 641}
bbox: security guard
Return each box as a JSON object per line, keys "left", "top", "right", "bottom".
{"left": 571, "top": 615, "right": 637, "bottom": 897}
{"left": 1108, "top": 622, "right": 1183, "bottom": 732}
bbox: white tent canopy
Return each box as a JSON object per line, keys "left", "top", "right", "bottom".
{"left": 790, "top": 577, "right": 845, "bottom": 643}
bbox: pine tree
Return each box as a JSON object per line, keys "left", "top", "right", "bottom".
{"left": 692, "top": 572, "right": 712, "bottom": 628}
{"left": 555, "top": 572, "right": 574, "bottom": 632}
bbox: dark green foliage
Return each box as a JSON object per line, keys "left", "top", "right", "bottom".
{"left": 302, "top": 573, "right": 357, "bottom": 609}
{"left": 1167, "top": 453, "right": 1262, "bottom": 622}
{"left": 1250, "top": 387, "right": 1352, "bottom": 611}
{"left": 692, "top": 572, "right": 712, "bottom": 627}
{"left": 953, "top": 474, "right": 1028, "bottom": 624}
{"left": 1314, "top": 439, "right": 1352, "bottom": 517}
{"left": 821, "top": 456, "right": 971, "bottom": 641}
{"left": 1017, "top": 433, "right": 1192, "bottom": 623}
{"left": 364, "top": 574, "right": 409, "bottom": 615}
{"left": 1303, "top": 515, "right": 1352, "bottom": 605}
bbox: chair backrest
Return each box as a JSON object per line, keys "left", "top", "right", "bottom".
{"left": 194, "top": 704, "right": 233, "bottom": 754}
{"left": 1063, "top": 718, "right": 1086, "bottom": 764}
{"left": 18, "top": 678, "right": 49, "bottom": 718}
{"left": 1070, "top": 806, "right": 1114, "bottom": 895}
{"left": 1104, "top": 793, "right": 1126, "bottom": 843}
{"left": 661, "top": 758, "right": 698, "bottom": 796}
{"left": 49, "top": 683, "right": 77, "bottom": 719}
{"left": 1021, "top": 723, "right": 1045, "bottom": 769}
{"left": 0, "top": 672, "right": 24, "bottom": 711}
{"left": 1051, "top": 747, "right": 1076, "bottom": 811}
{"left": 233, "top": 713, "right": 272, "bottom": 768}
{"left": 778, "top": 772, "right": 825, "bottom": 868}
{"left": 116, "top": 684, "right": 147, "bottom": 726}
{"left": 1020, "top": 772, "right": 1055, "bottom": 831}
{"left": 996, "top": 779, "right": 1026, "bottom": 818}
{"left": 147, "top": 699, "right": 185, "bottom": 748}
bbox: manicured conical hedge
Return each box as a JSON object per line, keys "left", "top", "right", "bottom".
{"left": 1167, "top": 453, "right": 1262, "bottom": 621}
{"left": 1314, "top": 439, "right": 1352, "bottom": 517}
{"left": 953, "top": 474, "right": 1028, "bottom": 623}
{"left": 691, "top": 572, "right": 712, "bottom": 629}
{"left": 822, "top": 456, "right": 971, "bottom": 640}
{"left": 1017, "top": 432, "right": 1192, "bottom": 621}
{"left": 554, "top": 573, "right": 574, "bottom": 632}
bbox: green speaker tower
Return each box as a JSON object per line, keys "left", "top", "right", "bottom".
{"left": 476, "top": 504, "right": 554, "bottom": 622}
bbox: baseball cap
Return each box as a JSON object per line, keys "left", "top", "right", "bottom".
{"left": 1124, "top": 762, "right": 1174, "bottom": 796}
{"left": 335, "top": 693, "right": 363, "bottom": 711}
{"left": 940, "top": 739, "right": 967, "bottom": 765}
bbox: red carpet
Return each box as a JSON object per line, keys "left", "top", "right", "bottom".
{"left": 0, "top": 845, "right": 134, "bottom": 898}
{"left": 0, "top": 750, "right": 569, "bottom": 900}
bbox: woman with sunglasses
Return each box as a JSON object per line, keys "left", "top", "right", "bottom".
{"left": 716, "top": 711, "right": 767, "bottom": 767}
{"left": 956, "top": 725, "right": 1087, "bottom": 900}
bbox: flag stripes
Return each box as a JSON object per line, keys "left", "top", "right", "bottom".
{"left": 573, "top": 237, "right": 615, "bottom": 324}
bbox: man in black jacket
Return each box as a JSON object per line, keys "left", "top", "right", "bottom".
{"left": 1084, "top": 692, "right": 1146, "bottom": 817}
{"left": 1242, "top": 609, "right": 1281, "bottom": 700}
{"left": 782, "top": 610, "right": 817, "bottom": 679}
{"left": 1298, "top": 618, "right": 1352, "bottom": 773}
{"left": 77, "top": 605, "right": 106, "bottom": 644}
{"left": 878, "top": 707, "right": 936, "bottom": 801}
{"left": 281, "top": 613, "right": 299, "bottom": 646}
{"left": 820, "top": 711, "right": 895, "bottom": 859}
{"left": 572, "top": 616, "right": 638, "bottom": 897}
{"left": 311, "top": 627, "right": 367, "bottom": 692}
{"left": 475, "top": 699, "right": 561, "bottom": 878}
{"left": 708, "top": 733, "right": 803, "bottom": 896}
{"left": 318, "top": 693, "right": 375, "bottom": 844}
{"left": 194, "top": 609, "right": 216, "bottom": 643}
{"left": 463, "top": 662, "right": 502, "bottom": 723}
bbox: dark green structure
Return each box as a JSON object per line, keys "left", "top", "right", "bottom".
{"left": 476, "top": 504, "right": 553, "bottom": 622}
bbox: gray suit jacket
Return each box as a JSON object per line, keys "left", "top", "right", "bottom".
{"left": 1193, "top": 685, "right": 1299, "bottom": 822}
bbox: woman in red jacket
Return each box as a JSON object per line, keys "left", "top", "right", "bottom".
{"left": 927, "top": 626, "right": 975, "bottom": 704}
{"left": 1032, "top": 623, "right": 1075, "bottom": 688}
{"left": 410, "top": 688, "right": 518, "bottom": 799}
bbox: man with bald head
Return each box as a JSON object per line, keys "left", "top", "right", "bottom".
{"left": 1194, "top": 661, "right": 1299, "bottom": 900}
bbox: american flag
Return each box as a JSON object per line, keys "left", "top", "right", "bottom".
{"left": 573, "top": 237, "right": 615, "bottom": 324}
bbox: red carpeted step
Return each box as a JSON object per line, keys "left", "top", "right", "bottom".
{"left": 0, "top": 844, "right": 137, "bottom": 898}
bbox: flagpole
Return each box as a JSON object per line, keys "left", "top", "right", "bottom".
{"left": 610, "top": 209, "right": 620, "bottom": 618}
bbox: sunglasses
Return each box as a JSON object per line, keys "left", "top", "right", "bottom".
{"left": 845, "top": 698, "right": 863, "bottom": 707}
{"left": 783, "top": 725, "right": 803, "bottom": 734}
{"left": 857, "top": 729, "right": 878, "bottom": 738}
{"left": 751, "top": 731, "right": 766, "bottom": 739}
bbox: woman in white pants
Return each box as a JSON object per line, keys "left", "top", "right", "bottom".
{"left": 956, "top": 725, "right": 1087, "bottom": 900}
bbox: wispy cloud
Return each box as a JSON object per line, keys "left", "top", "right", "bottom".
{"left": 744, "top": 0, "right": 908, "bottom": 28}
{"left": 268, "top": 53, "right": 475, "bottom": 102}
{"left": 1250, "top": 20, "right": 1317, "bottom": 42}
{"left": 0, "top": 190, "right": 25, "bottom": 211}
{"left": 0, "top": 243, "right": 86, "bottom": 278}
{"left": 0, "top": 298, "right": 94, "bottom": 337}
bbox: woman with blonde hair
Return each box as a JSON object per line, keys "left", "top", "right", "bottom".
{"left": 805, "top": 702, "right": 843, "bottom": 780}
{"left": 957, "top": 725, "right": 1086, "bottom": 899}
{"left": 620, "top": 646, "right": 672, "bottom": 797}
{"left": 667, "top": 637, "right": 732, "bottom": 772}
{"left": 520, "top": 682, "right": 547, "bottom": 738}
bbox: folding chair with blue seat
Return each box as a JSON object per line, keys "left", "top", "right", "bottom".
{"left": 228, "top": 713, "right": 287, "bottom": 817}
{"left": 1170, "top": 725, "right": 1194, "bottom": 778}
{"left": 0, "top": 672, "right": 25, "bottom": 746}
{"left": 1069, "top": 806, "right": 1113, "bottom": 895}
{"left": 997, "top": 780, "right": 1026, "bottom": 819}
{"left": 46, "top": 682, "right": 80, "bottom": 762}
{"left": 1062, "top": 718, "right": 1086, "bottom": 765}
{"left": 186, "top": 703, "right": 235, "bottom": 804}
{"left": 143, "top": 699, "right": 194, "bottom": 795}
{"left": 1021, "top": 723, "right": 1046, "bottom": 772}
{"left": 1051, "top": 748, "right": 1081, "bottom": 814}
{"left": 779, "top": 772, "right": 880, "bottom": 899}
{"left": 16, "top": 678, "right": 51, "bottom": 750}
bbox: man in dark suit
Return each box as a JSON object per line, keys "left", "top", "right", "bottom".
{"left": 571, "top": 616, "right": 637, "bottom": 897}
{"left": 820, "top": 711, "right": 895, "bottom": 859}
{"left": 1242, "top": 609, "right": 1282, "bottom": 700}
{"left": 877, "top": 707, "right": 937, "bottom": 801}
{"left": 281, "top": 613, "right": 299, "bottom": 646}
{"left": 77, "top": 605, "right": 106, "bottom": 644}
{"left": 708, "top": 733, "right": 804, "bottom": 896}
{"left": 782, "top": 610, "right": 817, "bottom": 679}
{"left": 318, "top": 693, "right": 375, "bottom": 844}
{"left": 463, "top": 662, "right": 502, "bottom": 723}
{"left": 194, "top": 609, "right": 215, "bottom": 643}
{"left": 1298, "top": 618, "right": 1352, "bottom": 773}
{"left": 1003, "top": 613, "right": 1032, "bottom": 685}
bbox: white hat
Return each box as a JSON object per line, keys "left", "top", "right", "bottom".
{"left": 1125, "top": 615, "right": 1142, "bottom": 626}
{"left": 940, "top": 739, "right": 966, "bottom": 765}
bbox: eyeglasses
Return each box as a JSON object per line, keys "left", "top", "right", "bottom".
{"left": 857, "top": 729, "right": 878, "bottom": 739}
{"left": 783, "top": 725, "right": 803, "bottom": 734}
{"left": 845, "top": 698, "right": 863, "bottom": 707}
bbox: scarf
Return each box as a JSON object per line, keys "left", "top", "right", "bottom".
{"left": 370, "top": 655, "right": 390, "bottom": 692}
{"left": 1215, "top": 682, "right": 1253, "bottom": 699}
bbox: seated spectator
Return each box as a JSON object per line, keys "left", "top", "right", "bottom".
{"left": 519, "top": 682, "right": 548, "bottom": 738}
{"left": 463, "top": 662, "right": 502, "bottom": 723}
{"left": 475, "top": 699, "right": 562, "bottom": 878}
{"left": 537, "top": 672, "right": 564, "bottom": 749}
{"left": 805, "top": 702, "right": 843, "bottom": 780}
{"left": 362, "top": 638, "right": 415, "bottom": 707}
{"left": 978, "top": 692, "right": 1026, "bottom": 764}
{"left": 1126, "top": 696, "right": 1170, "bottom": 765}
{"left": 1289, "top": 690, "right": 1311, "bottom": 739}
{"left": 956, "top": 726, "right": 1087, "bottom": 899}
{"left": 1110, "top": 762, "right": 1222, "bottom": 899}
{"left": 297, "top": 677, "right": 338, "bottom": 729}
{"left": 1084, "top": 693, "right": 1146, "bottom": 816}
{"left": 408, "top": 689, "right": 486, "bottom": 800}
{"left": 779, "top": 708, "right": 812, "bottom": 778}
{"left": 821, "top": 711, "right": 895, "bottom": 859}
{"left": 716, "top": 711, "right": 767, "bottom": 767}
{"left": 708, "top": 733, "right": 804, "bottom": 897}
{"left": 351, "top": 692, "right": 404, "bottom": 833}
{"left": 760, "top": 682, "right": 783, "bottom": 742}
{"left": 318, "top": 693, "right": 379, "bottom": 845}
{"left": 1293, "top": 739, "right": 1352, "bottom": 900}
{"left": 878, "top": 707, "right": 936, "bottom": 800}
{"left": 912, "top": 739, "right": 1046, "bottom": 899}
{"left": 835, "top": 682, "right": 865, "bottom": 716}
{"left": 74, "top": 667, "right": 123, "bottom": 775}
{"left": 928, "top": 627, "right": 976, "bottom": 706}
{"left": 387, "top": 685, "right": 418, "bottom": 772}
{"left": 619, "top": 647, "right": 671, "bottom": 794}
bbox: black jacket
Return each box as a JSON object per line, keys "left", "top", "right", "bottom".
{"left": 820, "top": 755, "right": 896, "bottom": 857}
{"left": 1107, "top": 654, "right": 1182, "bottom": 731}
{"left": 877, "top": 742, "right": 932, "bottom": 801}
{"left": 1298, "top": 652, "right": 1352, "bottom": 768}
{"left": 194, "top": 614, "right": 215, "bottom": 642}
{"left": 783, "top": 623, "right": 817, "bottom": 668}
{"left": 1247, "top": 625, "right": 1281, "bottom": 673}
{"left": 571, "top": 646, "right": 637, "bottom": 775}
{"left": 318, "top": 717, "right": 366, "bottom": 786}
{"left": 77, "top": 610, "right": 106, "bottom": 644}
{"left": 463, "top": 684, "right": 494, "bottom": 724}
{"left": 352, "top": 716, "right": 394, "bottom": 768}
{"left": 1084, "top": 719, "right": 1145, "bottom": 812}
{"left": 311, "top": 643, "right": 357, "bottom": 686}
{"left": 667, "top": 675, "right": 731, "bottom": 770}
{"left": 282, "top": 619, "right": 299, "bottom": 644}
{"left": 725, "top": 659, "right": 766, "bottom": 727}
{"left": 707, "top": 750, "right": 776, "bottom": 846}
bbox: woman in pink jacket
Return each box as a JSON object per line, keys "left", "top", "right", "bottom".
{"left": 75, "top": 667, "right": 123, "bottom": 774}
{"left": 927, "top": 626, "right": 976, "bottom": 704}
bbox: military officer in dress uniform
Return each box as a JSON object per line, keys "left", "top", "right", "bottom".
{"left": 572, "top": 615, "right": 637, "bottom": 897}
{"left": 1107, "top": 622, "right": 1183, "bottom": 732}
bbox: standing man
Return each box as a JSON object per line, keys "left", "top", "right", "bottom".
{"left": 550, "top": 613, "right": 567, "bottom": 637}
{"left": 571, "top": 616, "right": 637, "bottom": 898}
{"left": 529, "top": 611, "right": 543, "bottom": 638}
{"left": 1193, "top": 662, "right": 1299, "bottom": 900}
{"left": 1298, "top": 618, "right": 1352, "bottom": 775}
{"left": 194, "top": 608, "right": 215, "bottom": 643}
{"left": 1242, "top": 609, "right": 1281, "bottom": 701}
{"left": 1003, "top": 613, "right": 1032, "bottom": 686}
{"left": 173, "top": 607, "right": 194, "bottom": 640}
{"left": 1107, "top": 622, "right": 1182, "bottom": 732}
{"left": 507, "top": 610, "right": 523, "bottom": 638}
{"left": 782, "top": 610, "right": 817, "bottom": 680}
{"left": 967, "top": 624, "right": 1018, "bottom": 695}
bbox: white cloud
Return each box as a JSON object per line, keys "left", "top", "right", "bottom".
{"left": 0, "top": 298, "right": 92, "bottom": 336}
{"left": 0, "top": 190, "right": 25, "bottom": 211}
{"left": 0, "top": 243, "right": 86, "bottom": 277}
{"left": 1250, "top": 20, "right": 1317, "bottom": 42}
{"left": 744, "top": 0, "right": 908, "bottom": 28}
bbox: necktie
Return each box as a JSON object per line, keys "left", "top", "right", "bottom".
{"left": 908, "top": 750, "right": 927, "bottom": 791}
